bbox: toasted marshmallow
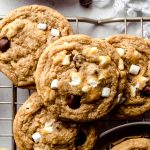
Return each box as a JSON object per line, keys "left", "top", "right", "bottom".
{"left": 99, "top": 56, "right": 111, "bottom": 66}
{"left": 82, "top": 85, "right": 90, "bottom": 92}
{"left": 133, "top": 75, "right": 149, "bottom": 90}
{"left": 116, "top": 48, "right": 125, "bottom": 57}
{"left": 129, "top": 64, "right": 140, "bottom": 75}
{"left": 43, "top": 126, "right": 53, "bottom": 133}
{"left": 50, "top": 79, "right": 58, "bottom": 89}
{"left": 130, "top": 85, "right": 136, "bottom": 97}
{"left": 98, "top": 73, "right": 105, "bottom": 80}
{"left": 43, "top": 119, "right": 56, "bottom": 133}
{"left": 89, "top": 47, "right": 98, "bottom": 55}
{"left": 117, "top": 93, "right": 123, "bottom": 103}
{"left": 135, "top": 83, "right": 140, "bottom": 88}
{"left": 133, "top": 50, "right": 141, "bottom": 58}
{"left": 32, "top": 132, "right": 41, "bottom": 143}
{"left": 130, "top": 83, "right": 139, "bottom": 97}
{"left": 37, "top": 23, "right": 47, "bottom": 30}
{"left": 102, "top": 87, "right": 111, "bottom": 97}
{"left": 88, "top": 77, "right": 99, "bottom": 88}
{"left": 139, "top": 76, "right": 148, "bottom": 82}
{"left": 98, "top": 70, "right": 110, "bottom": 80}
{"left": 118, "top": 59, "right": 124, "bottom": 70}
{"left": 51, "top": 28, "right": 60, "bottom": 36}
{"left": 62, "top": 55, "right": 70, "bottom": 65}
{"left": 43, "top": 123, "right": 53, "bottom": 133}
{"left": 64, "top": 42, "right": 69, "bottom": 45}
{"left": 69, "top": 72, "right": 81, "bottom": 86}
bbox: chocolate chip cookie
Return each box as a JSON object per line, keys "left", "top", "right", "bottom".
{"left": 107, "top": 34, "right": 150, "bottom": 118}
{"left": 111, "top": 138, "right": 150, "bottom": 150}
{"left": 35, "top": 34, "right": 125, "bottom": 121}
{"left": 13, "top": 92, "right": 97, "bottom": 150}
{"left": 0, "top": 5, "right": 73, "bottom": 87}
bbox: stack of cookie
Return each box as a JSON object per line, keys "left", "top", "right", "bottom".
{"left": 0, "top": 4, "right": 150, "bottom": 150}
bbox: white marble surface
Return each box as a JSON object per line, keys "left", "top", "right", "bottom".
{"left": 0, "top": 0, "right": 115, "bottom": 18}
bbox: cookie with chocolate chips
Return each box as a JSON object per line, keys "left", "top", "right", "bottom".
{"left": 0, "top": 5, "right": 73, "bottom": 88}
{"left": 107, "top": 34, "right": 150, "bottom": 118}
{"left": 111, "top": 138, "right": 150, "bottom": 150}
{"left": 13, "top": 92, "right": 97, "bottom": 150}
{"left": 35, "top": 34, "right": 125, "bottom": 121}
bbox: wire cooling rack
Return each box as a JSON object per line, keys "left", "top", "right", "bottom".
{"left": 0, "top": 16, "right": 150, "bottom": 150}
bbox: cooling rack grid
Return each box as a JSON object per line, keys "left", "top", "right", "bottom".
{"left": 0, "top": 16, "right": 150, "bottom": 150}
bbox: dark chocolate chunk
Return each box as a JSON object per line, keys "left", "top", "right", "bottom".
{"left": 75, "top": 130, "right": 86, "bottom": 146}
{"left": 79, "top": 0, "right": 92, "bottom": 7}
{"left": 0, "top": 38, "right": 10, "bottom": 52}
{"left": 66, "top": 95, "right": 81, "bottom": 109}
{"left": 141, "top": 86, "right": 150, "bottom": 97}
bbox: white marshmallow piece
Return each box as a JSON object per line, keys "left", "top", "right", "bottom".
{"left": 69, "top": 72, "right": 81, "bottom": 86}
{"left": 116, "top": 48, "right": 125, "bottom": 57}
{"left": 51, "top": 28, "right": 60, "bottom": 36}
{"left": 102, "top": 87, "right": 111, "bottom": 97}
{"left": 139, "top": 76, "right": 149, "bottom": 82}
{"left": 99, "top": 56, "right": 111, "bottom": 66}
{"left": 117, "top": 93, "right": 123, "bottom": 103}
{"left": 130, "top": 83, "right": 139, "bottom": 97}
{"left": 129, "top": 64, "right": 140, "bottom": 75}
{"left": 62, "top": 55, "right": 70, "bottom": 65}
{"left": 44, "top": 126, "right": 53, "bottom": 133}
{"left": 43, "top": 124, "right": 53, "bottom": 133}
{"left": 64, "top": 42, "right": 69, "bottom": 45}
{"left": 51, "top": 79, "right": 58, "bottom": 90}
{"left": 82, "top": 85, "right": 90, "bottom": 93}
{"left": 136, "top": 76, "right": 149, "bottom": 89}
{"left": 98, "top": 70, "right": 109, "bottom": 80}
{"left": 89, "top": 47, "right": 98, "bottom": 55}
{"left": 118, "top": 59, "right": 124, "bottom": 70}
{"left": 130, "top": 85, "right": 136, "bottom": 97}
{"left": 88, "top": 78, "right": 99, "bottom": 88}
{"left": 135, "top": 83, "right": 140, "bottom": 89}
{"left": 32, "top": 132, "right": 41, "bottom": 143}
{"left": 37, "top": 23, "right": 47, "bottom": 30}
{"left": 43, "top": 119, "right": 55, "bottom": 133}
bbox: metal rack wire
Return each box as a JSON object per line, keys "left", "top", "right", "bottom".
{"left": 0, "top": 16, "right": 150, "bottom": 150}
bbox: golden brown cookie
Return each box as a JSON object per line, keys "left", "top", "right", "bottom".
{"left": 35, "top": 34, "right": 124, "bottom": 121}
{"left": 107, "top": 34, "right": 150, "bottom": 118}
{"left": 0, "top": 5, "right": 73, "bottom": 88}
{"left": 111, "top": 138, "right": 150, "bottom": 150}
{"left": 13, "top": 92, "right": 97, "bottom": 150}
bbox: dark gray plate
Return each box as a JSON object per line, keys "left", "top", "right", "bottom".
{"left": 98, "top": 122, "right": 150, "bottom": 150}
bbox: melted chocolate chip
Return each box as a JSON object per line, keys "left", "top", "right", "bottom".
{"left": 73, "top": 54, "right": 85, "bottom": 69}
{"left": 70, "top": 54, "right": 74, "bottom": 62}
{"left": 75, "top": 130, "right": 86, "bottom": 146}
{"left": 0, "top": 38, "right": 10, "bottom": 52}
{"left": 66, "top": 95, "right": 81, "bottom": 109}
{"left": 141, "top": 86, "right": 150, "bottom": 97}
{"left": 79, "top": 0, "right": 92, "bottom": 7}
